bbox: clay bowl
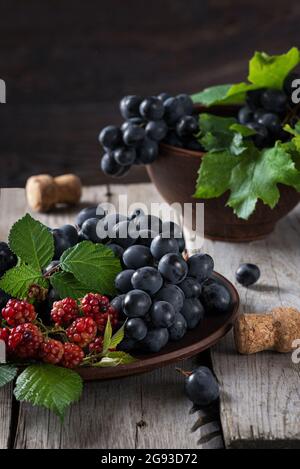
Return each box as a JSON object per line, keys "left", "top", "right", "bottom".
{"left": 77, "top": 272, "right": 239, "bottom": 381}
{"left": 147, "top": 105, "right": 300, "bottom": 242}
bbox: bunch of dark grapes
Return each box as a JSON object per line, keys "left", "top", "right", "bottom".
{"left": 99, "top": 93, "right": 202, "bottom": 177}
{"left": 238, "top": 72, "right": 300, "bottom": 149}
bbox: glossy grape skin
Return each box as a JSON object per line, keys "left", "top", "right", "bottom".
{"left": 107, "top": 242, "right": 124, "bottom": 259}
{"left": 246, "top": 122, "right": 270, "bottom": 148}
{"left": 123, "top": 289, "right": 152, "bottom": 318}
{"left": 154, "top": 284, "right": 184, "bottom": 314}
{"left": 163, "top": 97, "right": 186, "bottom": 126}
{"left": 261, "top": 89, "right": 287, "bottom": 113}
{"left": 120, "top": 95, "right": 143, "bottom": 119}
{"left": 118, "top": 337, "right": 137, "bottom": 352}
{"left": 115, "top": 269, "right": 135, "bottom": 294}
{"left": 163, "top": 130, "right": 184, "bottom": 148}
{"left": 184, "top": 366, "right": 219, "bottom": 407}
{"left": 179, "top": 277, "right": 202, "bottom": 298}
{"left": 134, "top": 214, "right": 162, "bottom": 234}
{"left": 176, "top": 115, "right": 198, "bottom": 138}
{"left": 76, "top": 205, "right": 106, "bottom": 228}
{"left": 135, "top": 138, "right": 159, "bottom": 164}
{"left": 238, "top": 106, "right": 253, "bottom": 125}
{"left": 123, "top": 124, "right": 146, "bottom": 146}
{"left": 150, "top": 234, "right": 179, "bottom": 260}
{"left": 257, "top": 113, "right": 281, "bottom": 135}
{"left": 99, "top": 126, "right": 122, "bottom": 150}
{"left": 139, "top": 97, "right": 165, "bottom": 121}
{"left": 123, "top": 245, "right": 153, "bottom": 269}
{"left": 168, "top": 313, "right": 187, "bottom": 341}
{"left": 187, "top": 253, "right": 214, "bottom": 283}
{"left": 139, "top": 328, "right": 169, "bottom": 353}
{"left": 136, "top": 229, "right": 156, "bottom": 247}
{"left": 125, "top": 318, "right": 148, "bottom": 341}
{"left": 131, "top": 266, "right": 163, "bottom": 296}
{"left": 81, "top": 217, "right": 108, "bottom": 244}
{"left": 101, "top": 153, "right": 125, "bottom": 176}
{"left": 0, "top": 242, "right": 17, "bottom": 277}
{"left": 110, "top": 220, "right": 136, "bottom": 249}
{"left": 121, "top": 118, "right": 145, "bottom": 133}
{"left": 110, "top": 294, "right": 126, "bottom": 317}
{"left": 176, "top": 94, "right": 194, "bottom": 115}
{"left": 201, "top": 282, "right": 232, "bottom": 315}
{"left": 145, "top": 120, "right": 168, "bottom": 141}
{"left": 60, "top": 224, "right": 78, "bottom": 245}
{"left": 181, "top": 298, "right": 204, "bottom": 329}
{"left": 235, "top": 263, "right": 260, "bottom": 287}
{"left": 150, "top": 301, "right": 175, "bottom": 328}
{"left": 158, "top": 253, "right": 188, "bottom": 284}
{"left": 52, "top": 229, "right": 74, "bottom": 260}
{"left": 113, "top": 147, "right": 136, "bottom": 166}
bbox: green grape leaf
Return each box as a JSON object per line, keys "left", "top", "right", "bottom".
{"left": 248, "top": 47, "right": 300, "bottom": 89}
{"left": 14, "top": 365, "right": 83, "bottom": 421}
{"left": 192, "top": 84, "right": 233, "bottom": 106}
{"left": 230, "top": 123, "right": 257, "bottom": 137}
{"left": 50, "top": 271, "right": 91, "bottom": 300}
{"left": 60, "top": 241, "right": 121, "bottom": 296}
{"left": 9, "top": 214, "right": 54, "bottom": 271}
{"left": 0, "top": 264, "right": 48, "bottom": 299}
{"left": 194, "top": 144, "right": 300, "bottom": 220}
{"left": 0, "top": 365, "right": 18, "bottom": 388}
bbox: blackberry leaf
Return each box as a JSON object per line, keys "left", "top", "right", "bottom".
{"left": 50, "top": 271, "right": 91, "bottom": 300}
{"left": 9, "top": 214, "right": 54, "bottom": 271}
{"left": 14, "top": 365, "right": 83, "bottom": 421}
{"left": 0, "top": 264, "right": 48, "bottom": 299}
{"left": 0, "top": 365, "right": 18, "bottom": 388}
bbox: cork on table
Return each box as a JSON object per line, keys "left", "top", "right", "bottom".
{"left": 0, "top": 183, "right": 300, "bottom": 449}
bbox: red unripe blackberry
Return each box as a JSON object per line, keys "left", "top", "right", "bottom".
{"left": 80, "top": 293, "right": 110, "bottom": 318}
{"left": 40, "top": 338, "right": 64, "bottom": 364}
{"left": 8, "top": 323, "right": 43, "bottom": 359}
{"left": 95, "top": 305, "right": 119, "bottom": 333}
{"left": 50, "top": 297, "right": 79, "bottom": 327}
{"left": 66, "top": 317, "right": 97, "bottom": 348}
{"left": 0, "top": 327, "right": 10, "bottom": 344}
{"left": 61, "top": 343, "right": 84, "bottom": 368}
{"left": 89, "top": 336, "right": 104, "bottom": 354}
{"left": 2, "top": 299, "right": 36, "bottom": 327}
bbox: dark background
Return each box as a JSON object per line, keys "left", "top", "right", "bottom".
{"left": 0, "top": 0, "right": 300, "bottom": 187}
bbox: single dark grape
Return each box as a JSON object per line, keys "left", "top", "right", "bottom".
{"left": 52, "top": 229, "right": 74, "bottom": 260}
{"left": 154, "top": 284, "right": 184, "bottom": 314}
{"left": 101, "top": 153, "right": 125, "bottom": 176}
{"left": 110, "top": 220, "right": 136, "bottom": 249}
{"left": 80, "top": 218, "right": 108, "bottom": 244}
{"left": 76, "top": 205, "right": 106, "bottom": 228}
{"left": 120, "top": 95, "right": 143, "bottom": 119}
{"left": 235, "top": 263, "right": 260, "bottom": 287}
{"left": 60, "top": 224, "right": 78, "bottom": 245}
{"left": 99, "top": 125, "right": 122, "bottom": 150}
{"left": 257, "top": 113, "right": 281, "bottom": 135}
{"left": 168, "top": 312, "right": 187, "bottom": 341}
{"left": 238, "top": 106, "right": 253, "bottom": 125}
{"left": 201, "top": 281, "right": 232, "bottom": 315}
{"left": 158, "top": 253, "right": 188, "bottom": 284}
{"left": 139, "top": 328, "right": 169, "bottom": 353}
{"left": 123, "top": 289, "right": 152, "bottom": 318}
{"left": 176, "top": 115, "right": 198, "bottom": 138}
{"left": 125, "top": 318, "right": 148, "bottom": 341}
{"left": 121, "top": 117, "right": 145, "bottom": 133}
{"left": 134, "top": 214, "right": 162, "bottom": 234}
{"left": 145, "top": 120, "right": 168, "bottom": 141}
{"left": 187, "top": 253, "right": 214, "bottom": 283}
{"left": 110, "top": 294, "right": 126, "bottom": 317}
{"left": 0, "top": 242, "right": 17, "bottom": 277}
{"left": 157, "top": 92, "right": 171, "bottom": 102}
{"left": 118, "top": 337, "right": 137, "bottom": 352}
{"left": 246, "top": 89, "right": 266, "bottom": 109}
{"left": 135, "top": 138, "right": 159, "bottom": 164}
{"left": 139, "top": 97, "right": 165, "bottom": 121}
{"left": 123, "top": 245, "right": 153, "bottom": 269}
{"left": 184, "top": 366, "right": 219, "bottom": 407}
{"left": 246, "top": 122, "right": 270, "bottom": 148}
{"left": 150, "top": 234, "right": 179, "bottom": 260}
{"left": 150, "top": 301, "right": 175, "bottom": 328}
{"left": 113, "top": 147, "right": 136, "bottom": 166}
{"left": 164, "top": 97, "right": 186, "bottom": 126}
{"left": 131, "top": 266, "right": 163, "bottom": 296}
{"left": 107, "top": 242, "right": 124, "bottom": 259}
{"left": 123, "top": 124, "right": 146, "bottom": 147}
{"left": 181, "top": 298, "right": 204, "bottom": 329}
{"left": 179, "top": 276, "right": 202, "bottom": 298}
{"left": 176, "top": 94, "right": 194, "bottom": 115}
{"left": 261, "top": 89, "right": 287, "bottom": 113}
{"left": 115, "top": 269, "right": 135, "bottom": 294}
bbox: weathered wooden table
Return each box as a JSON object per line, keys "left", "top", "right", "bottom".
{"left": 1, "top": 183, "right": 300, "bottom": 449}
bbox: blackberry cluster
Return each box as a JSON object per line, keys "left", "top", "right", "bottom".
{"left": 238, "top": 72, "right": 300, "bottom": 148}
{"left": 99, "top": 93, "right": 202, "bottom": 178}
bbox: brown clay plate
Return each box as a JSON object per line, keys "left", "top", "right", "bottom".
{"left": 77, "top": 272, "right": 239, "bottom": 381}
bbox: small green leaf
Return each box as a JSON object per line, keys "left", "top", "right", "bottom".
{"left": 60, "top": 241, "right": 121, "bottom": 296}
{"left": 103, "top": 317, "right": 112, "bottom": 353}
{"left": 93, "top": 352, "right": 136, "bottom": 367}
{"left": 109, "top": 325, "right": 125, "bottom": 349}
{"left": 14, "top": 365, "right": 83, "bottom": 421}
{"left": 248, "top": 47, "right": 300, "bottom": 89}
{"left": 192, "top": 84, "right": 234, "bottom": 106}
{"left": 230, "top": 123, "right": 257, "bottom": 137}
{"left": 50, "top": 271, "right": 91, "bottom": 300}
{"left": 0, "top": 264, "right": 48, "bottom": 299}
{"left": 9, "top": 214, "right": 54, "bottom": 271}
{"left": 0, "top": 365, "right": 18, "bottom": 388}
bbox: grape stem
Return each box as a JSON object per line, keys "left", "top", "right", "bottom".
{"left": 175, "top": 367, "right": 192, "bottom": 378}
{"left": 43, "top": 264, "right": 61, "bottom": 278}
{"left": 282, "top": 103, "right": 300, "bottom": 127}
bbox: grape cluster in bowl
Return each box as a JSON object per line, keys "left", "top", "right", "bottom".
{"left": 99, "top": 93, "right": 202, "bottom": 177}
{"left": 238, "top": 72, "right": 300, "bottom": 148}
